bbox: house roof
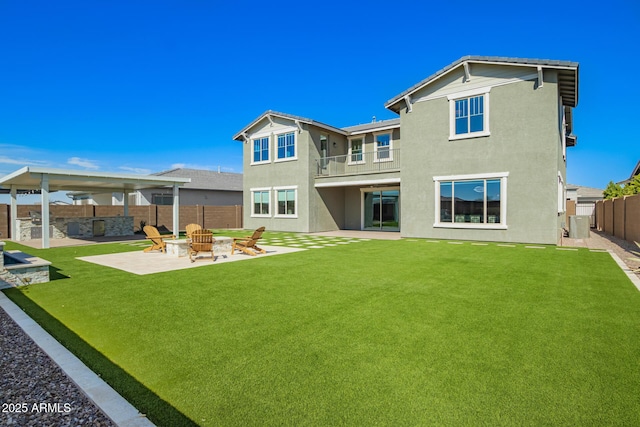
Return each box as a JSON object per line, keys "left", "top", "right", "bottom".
{"left": 233, "top": 110, "right": 348, "bottom": 141}
{"left": 342, "top": 118, "right": 401, "bottom": 135}
{"left": 234, "top": 110, "right": 402, "bottom": 141}
{"left": 153, "top": 168, "right": 242, "bottom": 192}
{"left": 567, "top": 184, "right": 604, "bottom": 199}
{"left": 385, "top": 55, "right": 579, "bottom": 113}
{"left": 617, "top": 160, "right": 640, "bottom": 185}
{"left": 628, "top": 160, "right": 640, "bottom": 180}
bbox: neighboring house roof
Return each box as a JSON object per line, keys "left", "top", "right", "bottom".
{"left": 384, "top": 55, "right": 579, "bottom": 112}
{"left": 233, "top": 110, "right": 348, "bottom": 141}
{"left": 618, "top": 160, "right": 640, "bottom": 185}
{"left": 153, "top": 168, "right": 242, "bottom": 192}
{"left": 567, "top": 184, "right": 604, "bottom": 200}
{"left": 633, "top": 160, "right": 640, "bottom": 178}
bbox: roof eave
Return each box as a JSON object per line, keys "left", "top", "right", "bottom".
{"left": 233, "top": 110, "right": 347, "bottom": 141}
{"left": 384, "top": 56, "right": 579, "bottom": 112}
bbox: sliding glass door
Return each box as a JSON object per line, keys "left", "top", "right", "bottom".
{"left": 363, "top": 188, "right": 400, "bottom": 231}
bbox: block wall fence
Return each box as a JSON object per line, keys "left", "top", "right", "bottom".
{"left": 595, "top": 194, "right": 640, "bottom": 244}
{"left": 0, "top": 204, "right": 243, "bottom": 239}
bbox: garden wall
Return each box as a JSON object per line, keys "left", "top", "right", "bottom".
{"left": 0, "top": 204, "right": 243, "bottom": 238}
{"left": 595, "top": 194, "right": 640, "bottom": 244}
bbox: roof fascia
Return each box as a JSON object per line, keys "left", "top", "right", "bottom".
{"left": 631, "top": 160, "right": 640, "bottom": 179}
{"left": 233, "top": 111, "right": 347, "bottom": 141}
{"left": 385, "top": 62, "right": 463, "bottom": 111}
{"left": 0, "top": 166, "right": 190, "bottom": 192}
{"left": 310, "top": 121, "right": 349, "bottom": 136}
{"left": 348, "top": 123, "right": 401, "bottom": 136}
{"left": 233, "top": 111, "right": 311, "bottom": 141}
{"left": 0, "top": 166, "right": 29, "bottom": 185}
{"left": 385, "top": 58, "right": 578, "bottom": 112}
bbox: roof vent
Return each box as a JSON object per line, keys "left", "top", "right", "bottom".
{"left": 372, "top": 116, "right": 376, "bottom": 123}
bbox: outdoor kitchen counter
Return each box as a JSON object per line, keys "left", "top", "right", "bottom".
{"left": 15, "top": 216, "right": 134, "bottom": 241}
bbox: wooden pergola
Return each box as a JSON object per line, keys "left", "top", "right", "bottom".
{"left": 0, "top": 166, "right": 190, "bottom": 248}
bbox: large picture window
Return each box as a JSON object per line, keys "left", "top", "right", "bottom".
{"left": 435, "top": 173, "right": 507, "bottom": 229}
{"left": 276, "top": 132, "right": 296, "bottom": 160}
{"left": 252, "top": 137, "right": 269, "bottom": 164}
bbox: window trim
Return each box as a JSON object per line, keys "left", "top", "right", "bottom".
{"left": 250, "top": 187, "right": 271, "bottom": 218}
{"left": 273, "top": 185, "right": 298, "bottom": 218}
{"left": 433, "top": 172, "right": 508, "bottom": 229}
{"left": 448, "top": 87, "right": 491, "bottom": 141}
{"left": 274, "top": 130, "right": 298, "bottom": 163}
{"left": 251, "top": 135, "right": 271, "bottom": 165}
{"left": 373, "top": 131, "right": 393, "bottom": 163}
{"left": 348, "top": 137, "right": 365, "bottom": 165}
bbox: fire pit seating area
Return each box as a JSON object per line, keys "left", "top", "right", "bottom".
{"left": 164, "top": 235, "right": 233, "bottom": 257}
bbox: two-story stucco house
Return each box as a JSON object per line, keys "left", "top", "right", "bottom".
{"left": 233, "top": 56, "right": 579, "bottom": 244}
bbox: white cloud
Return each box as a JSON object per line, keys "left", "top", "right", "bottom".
{"left": 68, "top": 157, "right": 100, "bottom": 170}
{"left": 0, "top": 155, "right": 49, "bottom": 166}
{"left": 119, "top": 166, "right": 152, "bottom": 174}
{"left": 0, "top": 156, "right": 34, "bottom": 165}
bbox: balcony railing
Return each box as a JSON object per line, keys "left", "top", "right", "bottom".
{"left": 316, "top": 148, "right": 400, "bottom": 177}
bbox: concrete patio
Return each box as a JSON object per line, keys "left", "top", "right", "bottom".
{"left": 77, "top": 244, "right": 305, "bottom": 275}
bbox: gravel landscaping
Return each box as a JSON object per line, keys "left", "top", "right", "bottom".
{"left": 0, "top": 306, "right": 115, "bottom": 427}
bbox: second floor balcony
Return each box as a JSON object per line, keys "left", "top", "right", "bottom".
{"left": 316, "top": 148, "right": 400, "bottom": 177}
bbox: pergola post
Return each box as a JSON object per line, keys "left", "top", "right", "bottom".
{"left": 10, "top": 186, "right": 17, "bottom": 241}
{"left": 41, "top": 173, "right": 50, "bottom": 249}
{"left": 172, "top": 184, "right": 180, "bottom": 237}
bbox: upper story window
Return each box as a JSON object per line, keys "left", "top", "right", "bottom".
{"left": 455, "top": 96, "right": 483, "bottom": 134}
{"left": 374, "top": 132, "right": 392, "bottom": 162}
{"left": 448, "top": 88, "right": 490, "bottom": 140}
{"left": 252, "top": 136, "right": 270, "bottom": 164}
{"left": 276, "top": 132, "right": 296, "bottom": 161}
{"left": 348, "top": 137, "right": 364, "bottom": 164}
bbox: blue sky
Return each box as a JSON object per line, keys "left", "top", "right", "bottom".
{"left": 1, "top": 0, "right": 639, "bottom": 203}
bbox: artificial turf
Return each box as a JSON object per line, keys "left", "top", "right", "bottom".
{"left": 3, "top": 235, "right": 640, "bottom": 426}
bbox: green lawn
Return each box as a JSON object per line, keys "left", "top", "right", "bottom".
{"left": 3, "top": 234, "right": 640, "bottom": 426}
